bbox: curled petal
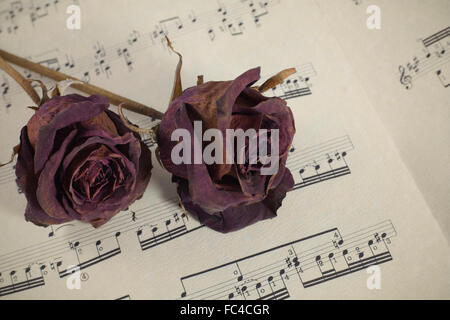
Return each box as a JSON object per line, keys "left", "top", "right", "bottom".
{"left": 16, "top": 127, "right": 72, "bottom": 226}
{"left": 179, "top": 168, "right": 294, "bottom": 233}
{"left": 32, "top": 94, "right": 109, "bottom": 173}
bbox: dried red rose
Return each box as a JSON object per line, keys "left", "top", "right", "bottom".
{"left": 15, "top": 94, "right": 152, "bottom": 228}
{"left": 157, "top": 67, "right": 295, "bottom": 233}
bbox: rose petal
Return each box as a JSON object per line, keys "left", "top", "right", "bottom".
{"left": 16, "top": 127, "right": 72, "bottom": 226}
{"left": 178, "top": 168, "right": 294, "bottom": 233}
{"left": 61, "top": 134, "right": 138, "bottom": 216}
{"left": 27, "top": 94, "right": 90, "bottom": 148}
{"left": 35, "top": 128, "right": 78, "bottom": 220}
{"left": 105, "top": 110, "right": 152, "bottom": 201}
{"left": 173, "top": 106, "right": 265, "bottom": 212}
{"left": 33, "top": 94, "right": 109, "bottom": 173}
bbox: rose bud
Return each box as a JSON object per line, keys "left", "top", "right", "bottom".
{"left": 15, "top": 94, "right": 152, "bottom": 228}
{"left": 157, "top": 67, "right": 295, "bottom": 233}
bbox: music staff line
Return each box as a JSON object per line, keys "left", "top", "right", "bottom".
{"left": 179, "top": 220, "right": 396, "bottom": 300}
{"left": 2, "top": 57, "right": 314, "bottom": 112}
{"left": 181, "top": 222, "right": 394, "bottom": 299}
{"left": 264, "top": 62, "right": 316, "bottom": 100}
{"left": 1, "top": 0, "right": 280, "bottom": 108}
{"left": 0, "top": 0, "right": 274, "bottom": 37}
{"left": 0, "top": 197, "right": 198, "bottom": 273}
{"left": 0, "top": 264, "right": 46, "bottom": 297}
{"left": 179, "top": 227, "right": 342, "bottom": 299}
{"left": 189, "top": 221, "right": 383, "bottom": 293}
{"left": 0, "top": 134, "right": 353, "bottom": 297}
{"left": 0, "top": 67, "right": 316, "bottom": 191}
{"left": 0, "top": 163, "right": 15, "bottom": 186}
{"left": 287, "top": 135, "right": 354, "bottom": 190}
{"left": 0, "top": 134, "right": 351, "bottom": 271}
{"left": 0, "top": 117, "right": 157, "bottom": 189}
{"left": 287, "top": 135, "right": 353, "bottom": 168}
{"left": 399, "top": 25, "right": 449, "bottom": 89}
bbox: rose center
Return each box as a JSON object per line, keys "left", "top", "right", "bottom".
{"left": 73, "top": 157, "right": 125, "bottom": 201}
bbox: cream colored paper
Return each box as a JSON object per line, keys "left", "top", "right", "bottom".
{"left": 316, "top": 0, "right": 450, "bottom": 240}
{"left": 0, "top": 0, "right": 448, "bottom": 300}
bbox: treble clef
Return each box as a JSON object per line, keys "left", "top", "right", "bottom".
{"left": 399, "top": 65, "right": 412, "bottom": 90}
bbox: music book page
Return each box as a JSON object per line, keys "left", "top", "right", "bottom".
{"left": 0, "top": 0, "right": 448, "bottom": 299}
{"left": 317, "top": 0, "right": 450, "bottom": 241}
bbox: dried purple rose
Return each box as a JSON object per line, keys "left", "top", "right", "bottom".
{"left": 15, "top": 94, "right": 152, "bottom": 228}
{"left": 157, "top": 67, "right": 295, "bottom": 233}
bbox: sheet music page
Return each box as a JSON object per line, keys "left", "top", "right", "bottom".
{"left": 316, "top": 0, "right": 450, "bottom": 240}
{"left": 0, "top": 0, "right": 448, "bottom": 299}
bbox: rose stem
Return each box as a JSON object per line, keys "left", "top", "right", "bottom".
{"left": 0, "top": 54, "right": 41, "bottom": 105}
{"left": 0, "top": 49, "right": 164, "bottom": 120}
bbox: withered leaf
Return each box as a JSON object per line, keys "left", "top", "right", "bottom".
{"left": 0, "top": 143, "right": 20, "bottom": 168}
{"left": 166, "top": 36, "right": 183, "bottom": 103}
{"left": 257, "top": 67, "right": 297, "bottom": 93}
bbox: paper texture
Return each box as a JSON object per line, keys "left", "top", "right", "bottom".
{"left": 0, "top": 0, "right": 448, "bottom": 299}
{"left": 316, "top": 0, "right": 450, "bottom": 239}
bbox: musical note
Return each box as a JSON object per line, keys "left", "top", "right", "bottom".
{"left": 136, "top": 204, "right": 203, "bottom": 251}
{"left": 0, "top": 264, "right": 46, "bottom": 297}
{"left": 1, "top": 0, "right": 281, "bottom": 110}
{"left": 56, "top": 232, "right": 122, "bottom": 278}
{"left": 399, "top": 26, "right": 450, "bottom": 89}
{"left": 178, "top": 221, "right": 396, "bottom": 299}
{"left": 399, "top": 65, "right": 412, "bottom": 90}
{"left": 287, "top": 136, "right": 354, "bottom": 191}
{"left": 264, "top": 62, "right": 316, "bottom": 100}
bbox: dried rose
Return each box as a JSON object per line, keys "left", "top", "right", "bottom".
{"left": 15, "top": 94, "right": 152, "bottom": 228}
{"left": 157, "top": 67, "right": 295, "bottom": 233}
